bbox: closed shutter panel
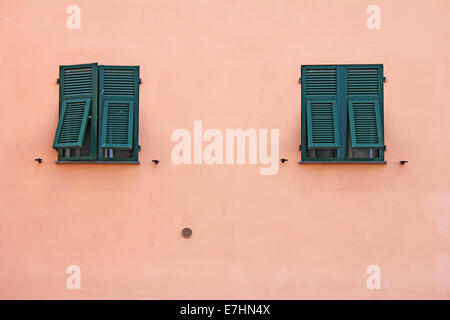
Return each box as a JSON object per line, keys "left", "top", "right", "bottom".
{"left": 306, "top": 100, "right": 340, "bottom": 148}
{"left": 347, "top": 68, "right": 379, "bottom": 95}
{"left": 304, "top": 68, "right": 337, "bottom": 96}
{"left": 53, "top": 63, "right": 98, "bottom": 150}
{"left": 99, "top": 66, "right": 139, "bottom": 152}
{"left": 101, "top": 100, "right": 134, "bottom": 148}
{"left": 346, "top": 66, "right": 384, "bottom": 148}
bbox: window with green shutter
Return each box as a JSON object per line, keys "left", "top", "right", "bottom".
{"left": 98, "top": 66, "right": 140, "bottom": 162}
{"left": 53, "top": 63, "right": 140, "bottom": 163}
{"left": 300, "top": 64, "right": 385, "bottom": 163}
{"left": 53, "top": 63, "right": 98, "bottom": 161}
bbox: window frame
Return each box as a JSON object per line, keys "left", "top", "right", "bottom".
{"left": 54, "top": 63, "right": 140, "bottom": 164}
{"left": 300, "top": 64, "right": 385, "bottom": 163}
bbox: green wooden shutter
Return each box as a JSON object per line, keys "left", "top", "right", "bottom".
{"left": 101, "top": 100, "right": 134, "bottom": 148}
{"left": 346, "top": 66, "right": 384, "bottom": 148}
{"left": 302, "top": 66, "right": 340, "bottom": 151}
{"left": 304, "top": 68, "right": 338, "bottom": 96}
{"left": 53, "top": 63, "right": 98, "bottom": 152}
{"left": 99, "top": 66, "right": 139, "bottom": 155}
{"left": 347, "top": 67, "right": 379, "bottom": 95}
{"left": 348, "top": 100, "right": 383, "bottom": 147}
{"left": 53, "top": 99, "right": 91, "bottom": 148}
{"left": 306, "top": 100, "right": 340, "bottom": 148}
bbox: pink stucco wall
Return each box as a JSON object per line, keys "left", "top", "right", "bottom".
{"left": 0, "top": 0, "right": 449, "bottom": 299}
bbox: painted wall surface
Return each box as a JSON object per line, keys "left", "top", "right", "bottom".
{"left": 0, "top": 0, "right": 449, "bottom": 299}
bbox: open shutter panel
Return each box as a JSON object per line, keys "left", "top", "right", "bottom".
{"left": 53, "top": 63, "right": 97, "bottom": 149}
{"left": 101, "top": 100, "right": 134, "bottom": 148}
{"left": 302, "top": 66, "right": 339, "bottom": 149}
{"left": 53, "top": 99, "right": 91, "bottom": 148}
{"left": 348, "top": 100, "right": 383, "bottom": 147}
{"left": 306, "top": 100, "right": 340, "bottom": 148}
{"left": 346, "top": 66, "right": 384, "bottom": 148}
{"left": 99, "top": 66, "right": 139, "bottom": 151}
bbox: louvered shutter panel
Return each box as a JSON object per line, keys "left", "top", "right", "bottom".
{"left": 53, "top": 63, "right": 98, "bottom": 149}
{"left": 101, "top": 100, "right": 134, "bottom": 148}
{"left": 99, "top": 66, "right": 139, "bottom": 151}
{"left": 346, "top": 66, "right": 384, "bottom": 148}
{"left": 306, "top": 100, "right": 340, "bottom": 148}
{"left": 348, "top": 100, "right": 383, "bottom": 147}
{"left": 304, "top": 68, "right": 338, "bottom": 96}
{"left": 53, "top": 99, "right": 91, "bottom": 148}
{"left": 347, "top": 68, "right": 379, "bottom": 95}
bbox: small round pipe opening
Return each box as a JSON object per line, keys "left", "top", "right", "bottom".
{"left": 181, "top": 227, "right": 192, "bottom": 239}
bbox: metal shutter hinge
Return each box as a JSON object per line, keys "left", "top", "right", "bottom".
{"left": 298, "top": 77, "right": 302, "bottom": 84}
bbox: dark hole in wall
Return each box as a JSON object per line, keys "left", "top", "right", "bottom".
{"left": 181, "top": 227, "right": 192, "bottom": 239}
